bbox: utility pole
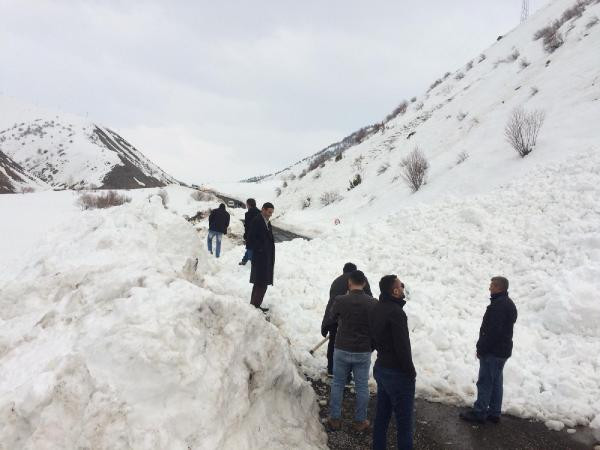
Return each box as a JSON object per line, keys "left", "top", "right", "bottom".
{"left": 521, "top": 0, "right": 530, "bottom": 23}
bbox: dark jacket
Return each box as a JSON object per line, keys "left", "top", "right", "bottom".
{"left": 321, "top": 273, "right": 372, "bottom": 336}
{"left": 330, "top": 289, "right": 376, "bottom": 353}
{"left": 243, "top": 207, "right": 260, "bottom": 242}
{"left": 369, "top": 292, "right": 416, "bottom": 379}
{"left": 208, "top": 208, "right": 230, "bottom": 234}
{"left": 476, "top": 292, "right": 518, "bottom": 358}
{"left": 247, "top": 215, "right": 275, "bottom": 285}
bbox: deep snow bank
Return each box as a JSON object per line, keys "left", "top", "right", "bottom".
{"left": 204, "top": 150, "right": 600, "bottom": 430}
{"left": 0, "top": 196, "right": 326, "bottom": 449}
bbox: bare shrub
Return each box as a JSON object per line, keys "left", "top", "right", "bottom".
{"left": 377, "top": 162, "right": 390, "bottom": 175}
{"left": 443, "top": 72, "right": 451, "bottom": 80}
{"left": 455, "top": 72, "right": 465, "bottom": 80}
{"left": 20, "top": 186, "right": 35, "bottom": 194}
{"left": 313, "top": 171, "right": 321, "bottom": 180}
{"left": 275, "top": 187, "right": 282, "bottom": 197}
{"left": 534, "top": 21, "right": 564, "bottom": 53}
{"left": 561, "top": 2, "right": 586, "bottom": 22}
{"left": 347, "top": 174, "right": 362, "bottom": 191}
{"left": 457, "top": 111, "right": 468, "bottom": 121}
{"left": 400, "top": 147, "right": 429, "bottom": 193}
{"left": 428, "top": 78, "right": 443, "bottom": 92}
{"left": 465, "top": 60, "right": 474, "bottom": 71}
{"left": 335, "top": 152, "right": 343, "bottom": 162}
{"left": 456, "top": 151, "right": 470, "bottom": 165}
{"left": 530, "top": 86, "right": 539, "bottom": 96}
{"left": 478, "top": 53, "right": 487, "bottom": 63}
{"left": 414, "top": 101, "right": 424, "bottom": 111}
{"left": 301, "top": 196, "right": 311, "bottom": 209}
{"left": 495, "top": 49, "right": 520, "bottom": 67}
{"left": 410, "top": 97, "right": 417, "bottom": 103}
{"left": 352, "top": 155, "right": 364, "bottom": 172}
{"left": 519, "top": 58, "right": 531, "bottom": 69}
{"left": 504, "top": 107, "right": 546, "bottom": 157}
{"left": 385, "top": 100, "right": 408, "bottom": 122}
{"left": 586, "top": 16, "right": 599, "bottom": 28}
{"left": 282, "top": 181, "right": 288, "bottom": 188}
{"left": 299, "top": 169, "right": 308, "bottom": 179}
{"left": 320, "top": 191, "right": 342, "bottom": 206}
{"left": 77, "top": 190, "right": 131, "bottom": 210}
{"left": 308, "top": 153, "right": 329, "bottom": 172}
{"left": 157, "top": 189, "right": 169, "bottom": 208}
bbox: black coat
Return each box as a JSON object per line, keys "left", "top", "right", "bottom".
{"left": 321, "top": 273, "right": 372, "bottom": 336}
{"left": 476, "top": 292, "right": 518, "bottom": 358}
{"left": 247, "top": 215, "right": 275, "bottom": 285}
{"left": 208, "top": 208, "right": 230, "bottom": 234}
{"left": 243, "top": 207, "right": 261, "bottom": 243}
{"left": 330, "top": 289, "right": 377, "bottom": 353}
{"left": 369, "top": 292, "right": 416, "bottom": 379}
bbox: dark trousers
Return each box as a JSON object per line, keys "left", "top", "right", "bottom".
{"left": 250, "top": 283, "right": 268, "bottom": 307}
{"left": 373, "top": 362, "right": 415, "bottom": 450}
{"left": 327, "top": 327, "right": 338, "bottom": 374}
{"left": 473, "top": 355, "right": 507, "bottom": 419}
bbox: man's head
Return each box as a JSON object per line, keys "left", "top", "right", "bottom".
{"left": 218, "top": 203, "right": 226, "bottom": 210}
{"left": 343, "top": 262, "right": 357, "bottom": 274}
{"left": 246, "top": 198, "right": 256, "bottom": 209}
{"left": 261, "top": 202, "right": 275, "bottom": 220}
{"left": 379, "top": 275, "right": 405, "bottom": 299}
{"left": 489, "top": 276, "right": 509, "bottom": 294}
{"left": 348, "top": 270, "right": 367, "bottom": 291}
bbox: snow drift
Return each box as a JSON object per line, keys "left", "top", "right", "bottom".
{"left": 0, "top": 195, "right": 326, "bottom": 449}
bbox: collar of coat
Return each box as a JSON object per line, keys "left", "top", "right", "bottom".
{"left": 379, "top": 292, "right": 406, "bottom": 308}
{"left": 490, "top": 291, "right": 508, "bottom": 301}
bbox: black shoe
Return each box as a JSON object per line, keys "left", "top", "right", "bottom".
{"left": 459, "top": 410, "right": 485, "bottom": 424}
{"left": 259, "top": 306, "right": 269, "bottom": 313}
{"left": 487, "top": 415, "right": 500, "bottom": 424}
{"left": 238, "top": 260, "right": 247, "bottom": 265}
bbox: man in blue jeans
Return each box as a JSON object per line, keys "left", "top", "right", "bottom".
{"left": 370, "top": 275, "right": 416, "bottom": 449}
{"left": 460, "top": 276, "right": 518, "bottom": 424}
{"left": 207, "top": 204, "right": 230, "bottom": 258}
{"left": 326, "top": 270, "right": 376, "bottom": 433}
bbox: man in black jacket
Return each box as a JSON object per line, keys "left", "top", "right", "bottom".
{"left": 247, "top": 202, "right": 275, "bottom": 311}
{"left": 239, "top": 198, "right": 260, "bottom": 265}
{"left": 326, "top": 270, "right": 376, "bottom": 433}
{"left": 370, "top": 274, "right": 416, "bottom": 450}
{"left": 207, "top": 204, "right": 230, "bottom": 258}
{"left": 321, "top": 262, "right": 372, "bottom": 376}
{"left": 460, "top": 276, "right": 518, "bottom": 424}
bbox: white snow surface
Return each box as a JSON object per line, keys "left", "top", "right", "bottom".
{"left": 0, "top": 191, "right": 326, "bottom": 449}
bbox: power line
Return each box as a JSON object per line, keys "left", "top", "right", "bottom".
{"left": 521, "top": 0, "right": 530, "bottom": 23}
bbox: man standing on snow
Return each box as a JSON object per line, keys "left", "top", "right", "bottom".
{"left": 369, "top": 275, "right": 416, "bottom": 449}
{"left": 321, "top": 263, "right": 372, "bottom": 377}
{"left": 207, "top": 203, "right": 230, "bottom": 258}
{"left": 326, "top": 270, "right": 376, "bottom": 433}
{"left": 247, "top": 202, "right": 275, "bottom": 312}
{"left": 460, "top": 276, "right": 518, "bottom": 424}
{"left": 239, "top": 198, "right": 260, "bottom": 266}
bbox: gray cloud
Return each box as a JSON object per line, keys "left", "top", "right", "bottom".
{"left": 0, "top": 0, "right": 549, "bottom": 183}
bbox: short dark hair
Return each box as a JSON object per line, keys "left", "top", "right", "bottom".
{"left": 262, "top": 202, "right": 274, "bottom": 210}
{"left": 246, "top": 198, "right": 256, "bottom": 208}
{"left": 379, "top": 275, "right": 398, "bottom": 295}
{"left": 343, "top": 262, "right": 357, "bottom": 273}
{"left": 348, "top": 270, "right": 367, "bottom": 286}
{"left": 218, "top": 203, "right": 226, "bottom": 209}
{"left": 491, "top": 276, "right": 509, "bottom": 292}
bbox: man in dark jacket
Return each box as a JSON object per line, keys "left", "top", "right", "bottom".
{"left": 321, "top": 262, "right": 372, "bottom": 376}
{"left": 370, "top": 275, "right": 416, "bottom": 450}
{"left": 207, "top": 204, "right": 230, "bottom": 258}
{"left": 326, "top": 270, "right": 376, "bottom": 433}
{"left": 460, "top": 276, "right": 518, "bottom": 424}
{"left": 239, "top": 198, "right": 260, "bottom": 265}
{"left": 247, "top": 202, "right": 275, "bottom": 311}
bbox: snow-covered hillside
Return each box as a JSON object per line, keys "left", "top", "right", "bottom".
{"left": 230, "top": 0, "right": 600, "bottom": 235}
{"left": 0, "top": 149, "right": 47, "bottom": 193}
{"left": 0, "top": 96, "right": 178, "bottom": 191}
{"left": 0, "top": 189, "right": 326, "bottom": 449}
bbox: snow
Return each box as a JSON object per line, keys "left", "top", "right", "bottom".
{"left": 0, "top": 192, "right": 326, "bottom": 449}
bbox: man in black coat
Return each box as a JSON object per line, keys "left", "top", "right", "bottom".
{"left": 207, "top": 204, "right": 230, "bottom": 258}
{"left": 247, "top": 202, "right": 275, "bottom": 311}
{"left": 460, "top": 276, "right": 518, "bottom": 424}
{"left": 239, "top": 198, "right": 260, "bottom": 265}
{"left": 321, "top": 262, "right": 372, "bottom": 376}
{"left": 370, "top": 275, "right": 416, "bottom": 449}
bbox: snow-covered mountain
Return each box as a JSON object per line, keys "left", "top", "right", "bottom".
{"left": 0, "top": 149, "right": 47, "bottom": 193}
{"left": 0, "top": 96, "right": 178, "bottom": 191}
{"left": 241, "top": 0, "right": 600, "bottom": 233}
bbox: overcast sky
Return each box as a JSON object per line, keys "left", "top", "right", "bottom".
{"left": 0, "top": 0, "right": 549, "bottom": 183}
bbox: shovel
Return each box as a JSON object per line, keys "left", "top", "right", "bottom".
{"left": 309, "top": 336, "right": 329, "bottom": 355}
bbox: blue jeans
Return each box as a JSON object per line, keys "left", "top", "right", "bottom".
{"left": 373, "top": 362, "right": 415, "bottom": 450}
{"left": 473, "top": 355, "right": 507, "bottom": 419}
{"left": 242, "top": 248, "right": 253, "bottom": 262}
{"left": 207, "top": 230, "right": 223, "bottom": 257}
{"left": 329, "top": 349, "right": 371, "bottom": 421}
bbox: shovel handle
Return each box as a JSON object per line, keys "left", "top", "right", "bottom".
{"left": 309, "top": 336, "right": 329, "bottom": 355}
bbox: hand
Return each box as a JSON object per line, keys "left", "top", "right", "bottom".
{"left": 321, "top": 328, "right": 328, "bottom": 338}
{"left": 476, "top": 352, "right": 480, "bottom": 359}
